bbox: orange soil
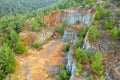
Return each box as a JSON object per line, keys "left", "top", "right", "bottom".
{"left": 11, "top": 40, "right": 65, "bottom": 80}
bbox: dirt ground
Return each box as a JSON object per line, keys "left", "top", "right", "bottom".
{"left": 10, "top": 40, "right": 65, "bottom": 80}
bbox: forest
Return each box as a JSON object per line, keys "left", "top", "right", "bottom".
{"left": 1, "top": 0, "right": 120, "bottom": 80}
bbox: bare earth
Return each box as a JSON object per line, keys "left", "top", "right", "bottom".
{"left": 11, "top": 40, "right": 65, "bottom": 80}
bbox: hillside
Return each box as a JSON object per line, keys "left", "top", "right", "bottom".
{"left": 0, "top": 0, "right": 60, "bottom": 17}
{"left": 0, "top": 0, "right": 120, "bottom": 80}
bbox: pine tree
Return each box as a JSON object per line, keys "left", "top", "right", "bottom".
{"left": 0, "top": 44, "right": 15, "bottom": 79}
{"left": 14, "top": 40, "right": 26, "bottom": 54}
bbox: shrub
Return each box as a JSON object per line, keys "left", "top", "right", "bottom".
{"left": 77, "top": 26, "right": 88, "bottom": 38}
{"left": 110, "top": 27, "right": 119, "bottom": 39}
{"left": 117, "top": 10, "right": 120, "bottom": 17}
{"left": 81, "top": 71, "right": 88, "bottom": 77}
{"left": 0, "top": 44, "right": 15, "bottom": 79}
{"left": 102, "top": 19, "right": 116, "bottom": 30}
{"left": 57, "top": 70, "right": 70, "bottom": 80}
{"left": 91, "top": 51, "right": 104, "bottom": 75}
{"left": 14, "top": 40, "right": 26, "bottom": 54}
{"left": 89, "top": 27, "right": 101, "bottom": 42}
{"left": 104, "top": 0, "right": 110, "bottom": 8}
{"left": 76, "top": 63, "right": 83, "bottom": 76}
{"left": 89, "top": 75, "right": 94, "bottom": 80}
{"left": 63, "top": 44, "right": 70, "bottom": 52}
{"left": 30, "top": 19, "right": 41, "bottom": 31}
{"left": 99, "top": 76, "right": 106, "bottom": 80}
{"left": 33, "top": 40, "right": 40, "bottom": 48}
{"left": 74, "top": 38, "right": 84, "bottom": 49}
{"left": 57, "top": 26, "right": 64, "bottom": 34}
{"left": 75, "top": 48, "right": 89, "bottom": 63}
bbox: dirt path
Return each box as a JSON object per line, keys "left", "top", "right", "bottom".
{"left": 11, "top": 40, "right": 65, "bottom": 80}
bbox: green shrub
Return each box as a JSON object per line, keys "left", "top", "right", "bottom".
{"left": 104, "top": 0, "right": 110, "bottom": 8}
{"left": 30, "top": 19, "right": 41, "bottom": 31}
{"left": 81, "top": 71, "right": 88, "bottom": 77}
{"left": 63, "top": 44, "right": 70, "bottom": 52}
{"left": 117, "top": 10, "right": 120, "bottom": 17}
{"left": 91, "top": 51, "right": 104, "bottom": 75}
{"left": 14, "top": 40, "right": 26, "bottom": 54}
{"left": 74, "top": 38, "right": 84, "bottom": 49}
{"left": 110, "top": 27, "right": 119, "bottom": 39}
{"left": 99, "top": 76, "right": 106, "bottom": 80}
{"left": 57, "top": 26, "right": 64, "bottom": 34}
{"left": 57, "top": 70, "right": 70, "bottom": 80}
{"left": 0, "top": 44, "right": 15, "bottom": 79}
{"left": 102, "top": 19, "right": 116, "bottom": 30}
{"left": 33, "top": 40, "right": 40, "bottom": 48}
{"left": 94, "top": 5, "right": 111, "bottom": 20}
{"left": 89, "top": 75, "right": 94, "bottom": 80}
{"left": 89, "top": 27, "right": 101, "bottom": 42}
{"left": 77, "top": 26, "right": 88, "bottom": 38}
{"left": 75, "top": 48, "right": 89, "bottom": 63}
{"left": 76, "top": 63, "right": 83, "bottom": 76}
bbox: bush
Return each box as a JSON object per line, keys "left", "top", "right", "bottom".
{"left": 63, "top": 44, "right": 70, "bottom": 52}
{"left": 0, "top": 44, "right": 15, "bottom": 79}
{"left": 74, "top": 38, "right": 84, "bottom": 49}
{"left": 91, "top": 51, "right": 104, "bottom": 75}
{"left": 89, "top": 27, "right": 101, "bottom": 42}
{"left": 117, "top": 10, "right": 120, "bottom": 17}
{"left": 30, "top": 19, "right": 41, "bottom": 31}
{"left": 102, "top": 19, "right": 116, "bottom": 30}
{"left": 89, "top": 75, "right": 94, "bottom": 80}
{"left": 99, "top": 76, "right": 106, "bottom": 80}
{"left": 104, "top": 0, "right": 110, "bottom": 8}
{"left": 57, "top": 70, "right": 70, "bottom": 80}
{"left": 77, "top": 26, "right": 88, "bottom": 38}
{"left": 14, "top": 40, "right": 26, "bottom": 54}
{"left": 81, "top": 71, "right": 88, "bottom": 77}
{"left": 110, "top": 27, "right": 119, "bottom": 39}
{"left": 75, "top": 48, "right": 89, "bottom": 63}
{"left": 57, "top": 26, "right": 64, "bottom": 34}
{"left": 94, "top": 5, "right": 111, "bottom": 20}
{"left": 76, "top": 63, "right": 83, "bottom": 76}
{"left": 33, "top": 40, "right": 40, "bottom": 48}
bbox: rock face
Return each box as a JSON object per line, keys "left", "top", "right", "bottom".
{"left": 19, "top": 27, "right": 55, "bottom": 46}
{"left": 43, "top": 7, "right": 95, "bottom": 26}
{"left": 61, "top": 7, "right": 95, "bottom": 80}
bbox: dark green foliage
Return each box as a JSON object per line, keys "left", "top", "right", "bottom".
{"left": 110, "top": 27, "right": 120, "bottom": 39}
{"left": 4, "top": 29, "right": 19, "bottom": 47}
{"left": 82, "top": 0, "right": 95, "bottom": 7}
{"left": 14, "top": 40, "right": 26, "bottom": 54}
{"left": 76, "top": 62, "right": 83, "bottom": 76}
{"left": 89, "top": 27, "right": 101, "bottom": 42}
{"left": 89, "top": 75, "right": 94, "bottom": 80}
{"left": 75, "top": 48, "right": 89, "bottom": 63}
{"left": 98, "top": 76, "right": 106, "bottom": 80}
{"left": 57, "top": 70, "right": 70, "bottom": 80}
{"left": 33, "top": 40, "right": 40, "bottom": 48}
{"left": 102, "top": 19, "right": 116, "bottom": 30}
{"left": 57, "top": 26, "right": 64, "bottom": 34}
{"left": 91, "top": 51, "right": 104, "bottom": 75}
{"left": 117, "top": 10, "right": 120, "bottom": 17}
{"left": 94, "top": 5, "right": 112, "bottom": 20}
{"left": 63, "top": 44, "right": 70, "bottom": 52}
{"left": 77, "top": 26, "right": 88, "bottom": 38}
{"left": 0, "top": 44, "right": 15, "bottom": 79}
{"left": 104, "top": 0, "right": 110, "bottom": 8}
{"left": 74, "top": 38, "right": 84, "bottom": 49}
{"left": 30, "top": 19, "right": 41, "bottom": 31}
{"left": 0, "top": 0, "right": 60, "bottom": 18}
